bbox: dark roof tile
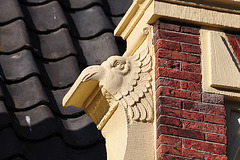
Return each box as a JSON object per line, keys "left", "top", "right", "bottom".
{"left": 111, "top": 16, "right": 124, "bottom": 27}
{"left": 22, "top": 136, "right": 68, "bottom": 160}
{"left": 0, "top": 127, "right": 22, "bottom": 159}
{"left": 7, "top": 156, "right": 26, "bottom": 160}
{"left": 0, "top": 85, "right": 4, "bottom": 99}
{"left": 61, "top": 114, "right": 104, "bottom": 146}
{"left": 42, "top": 56, "right": 81, "bottom": 88}
{"left": 0, "top": 0, "right": 23, "bottom": 24}
{"left": 38, "top": 28, "right": 77, "bottom": 59}
{"left": 21, "top": 0, "right": 52, "bottom": 4}
{"left": 51, "top": 88, "right": 83, "bottom": 116}
{"left": 78, "top": 32, "right": 120, "bottom": 65}
{"left": 105, "top": 0, "right": 132, "bottom": 16}
{"left": 0, "top": 101, "right": 11, "bottom": 129}
{"left": 71, "top": 5, "right": 113, "bottom": 38}
{"left": 27, "top": 1, "right": 68, "bottom": 32}
{"left": 0, "top": 0, "right": 131, "bottom": 159}
{"left": 6, "top": 76, "right": 48, "bottom": 109}
{"left": 13, "top": 105, "right": 58, "bottom": 140}
{"left": 60, "top": 0, "right": 103, "bottom": 9}
{"left": 0, "top": 50, "right": 39, "bottom": 81}
{"left": 69, "top": 142, "right": 107, "bottom": 160}
{"left": 0, "top": 20, "right": 30, "bottom": 53}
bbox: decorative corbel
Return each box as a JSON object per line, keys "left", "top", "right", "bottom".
{"left": 62, "top": 47, "right": 154, "bottom": 160}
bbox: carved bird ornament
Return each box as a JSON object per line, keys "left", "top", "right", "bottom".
{"left": 78, "top": 48, "right": 153, "bottom": 122}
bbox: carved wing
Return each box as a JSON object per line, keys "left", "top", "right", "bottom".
{"left": 113, "top": 48, "right": 153, "bottom": 122}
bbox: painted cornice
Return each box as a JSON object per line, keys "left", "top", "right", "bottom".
{"left": 115, "top": 0, "right": 240, "bottom": 39}
{"left": 115, "top": 0, "right": 240, "bottom": 57}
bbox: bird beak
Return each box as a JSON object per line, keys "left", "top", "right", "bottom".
{"left": 80, "top": 65, "right": 105, "bottom": 82}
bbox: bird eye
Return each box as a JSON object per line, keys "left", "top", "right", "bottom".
{"left": 113, "top": 60, "right": 125, "bottom": 69}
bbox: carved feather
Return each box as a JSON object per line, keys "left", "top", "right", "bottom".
{"left": 112, "top": 47, "right": 153, "bottom": 122}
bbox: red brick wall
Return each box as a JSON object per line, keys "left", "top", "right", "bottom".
{"left": 154, "top": 20, "right": 227, "bottom": 160}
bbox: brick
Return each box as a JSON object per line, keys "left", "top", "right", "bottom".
{"left": 159, "top": 22, "right": 180, "bottom": 32}
{"left": 157, "top": 30, "right": 200, "bottom": 44}
{"left": 183, "top": 101, "right": 226, "bottom": 115}
{"left": 158, "top": 145, "right": 204, "bottom": 159}
{"left": 158, "top": 125, "right": 204, "bottom": 140}
{"left": 156, "top": 68, "right": 202, "bottom": 83}
{"left": 205, "top": 153, "right": 228, "bottom": 160}
{"left": 181, "top": 43, "right": 201, "bottom": 54}
{"left": 156, "top": 49, "right": 201, "bottom": 64}
{"left": 181, "top": 62, "right": 201, "bottom": 73}
{"left": 181, "top": 148, "right": 204, "bottom": 159}
{"left": 156, "top": 78, "right": 180, "bottom": 89}
{"left": 181, "top": 26, "right": 200, "bottom": 35}
{"left": 181, "top": 81, "right": 201, "bottom": 92}
{"left": 204, "top": 114, "right": 226, "bottom": 125}
{"left": 183, "top": 139, "right": 226, "bottom": 154}
{"left": 153, "top": 21, "right": 160, "bottom": 33}
{"left": 157, "top": 154, "right": 185, "bottom": 160}
{"left": 155, "top": 40, "right": 181, "bottom": 52}
{"left": 205, "top": 133, "right": 227, "bottom": 144}
{"left": 158, "top": 145, "right": 182, "bottom": 157}
{"left": 181, "top": 110, "right": 203, "bottom": 121}
{"left": 156, "top": 58, "right": 180, "bottom": 70}
{"left": 186, "top": 53, "right": 201, "bottom": 63}
{"left": 202, "top": 93, "right": 224, "bottom": 105}
{"left": 156, "top": 87, "right": 201, "bottom": 101}
{"left": 237, "top": 36, "right": 240, "bottom": 46}
{"left": 157, "top": 116, "right": 182, "bottom": 127}
{"left": 160, "top": 106, "right": 203, "bottom": 121}
{"left": 158, "top": 97, "right": 181, "bottom": 108}
{"left": 156, "top": 135, "right": 182, "bottom": 148}
{"left": 156, "top": 104, "right": 161, "bottom": 117}
{"left": 182, "top": 120, "right": 226, "bottom": 134}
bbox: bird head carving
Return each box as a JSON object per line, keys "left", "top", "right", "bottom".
{"left": 79, "top": 48, "right": 153, "bottom": 122}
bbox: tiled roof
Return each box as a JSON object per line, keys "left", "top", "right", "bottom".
{"left": 0, "top": 0, "right": 132, "bottom": 159}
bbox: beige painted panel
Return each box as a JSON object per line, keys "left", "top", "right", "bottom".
{"left": 201, "top": 29, "right": 240, "bottom": 97}
{"left": 209, "top": 31, "right": 240, "bottom": 90}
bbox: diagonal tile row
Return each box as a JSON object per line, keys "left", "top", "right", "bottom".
{"left": 0, "top": 19, "right": 121, "bottom": 65}
{"left": 0, "top": 0, "right": 129, "bottom": 36}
